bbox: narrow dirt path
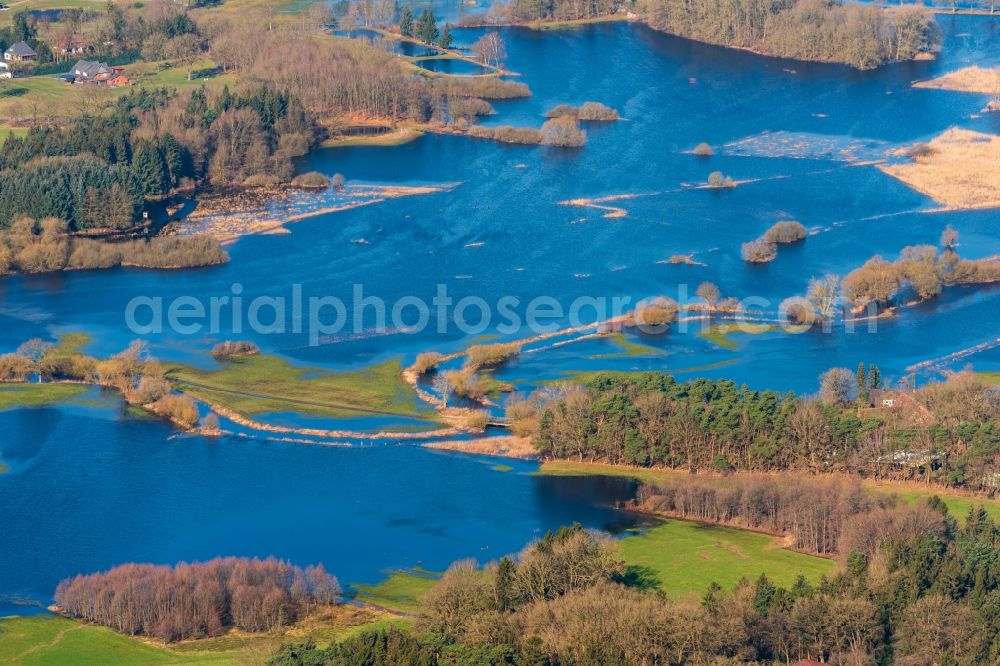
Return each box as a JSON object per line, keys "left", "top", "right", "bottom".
{"left": 14, "top": 624, "right": 85, "bottom": 662}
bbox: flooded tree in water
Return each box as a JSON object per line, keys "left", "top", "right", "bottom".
{"left": 473, "top": 32, "right": 506, "bottom": 69}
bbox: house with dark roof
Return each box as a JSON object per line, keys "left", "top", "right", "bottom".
{"left": 4, "top": 41, "right": 36, "bottom": 62}
{"left": 64, "top": 59, "right": 129, "bottom": 86}
{"left": 69, "top": 59, "right": 113, "bottom": 81}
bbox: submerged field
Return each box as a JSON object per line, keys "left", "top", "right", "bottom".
{"left": 167, "top": 356, "right": 430, "bottom": 421}
{"left": 0, "top": 384, "right": 87, "bottom": 411}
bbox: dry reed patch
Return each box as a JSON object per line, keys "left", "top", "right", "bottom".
{"left": 879, "top": 128, "right": 1000, "bottom": 210}
{"left": 914, "top": 66, "right": 1000, "bottom": 95}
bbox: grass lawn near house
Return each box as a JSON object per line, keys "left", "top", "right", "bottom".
{"left": 0, "top": 59, "right": 232, "bottom": 127}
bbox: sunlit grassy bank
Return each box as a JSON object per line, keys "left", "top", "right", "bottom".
{"left": 0, "top": 606, "right": 408, "bottom": 665}
{"left": 351, "top": 571, "right": 440, "bottom": 615}
{"left": 619, "top": 520, "right": 835, "bottom": 597}
{"left": 0, "top": 615, "right": 237, "bottom": 665}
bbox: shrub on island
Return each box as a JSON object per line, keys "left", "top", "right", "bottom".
{"left": 413, "top": 351, "right": 445, "bottom": 375}
{"left": 763, "top": 220, "right": 807, "bottom": 244}
{"left": 741, "top": 239, "right": 778, "bottom": 263}
{"left": 784, "top": 297, "right": 818, "bottom": 326}
{"left": 540, "top": 116, "right": 587, "bottom": 147}
{"left": 693, "top": 142, "right": 714, "bottom": 157}
{"left": 290, "top": 172, "right": 331, "bottom": 189}
{"left": 152, "top": 394, "right": 200, "bottom": 427}
{"left": 469, "top": 125, "right": 543, "bottom": 144}
{"left": 546, "top": 102, "right": 620, "bottom": 121}
{"left": 449, "top": 97, "right": 496, "bottom": 119}
{"left": 433, "top": 77, "right": 531, "bottom": 99}
{"left": 632, "top": 297, "right": 679, "bottom": 327}
{"left": 465, "top": 342, "right": 521, "bottom": 370}
{"left": 444, "top": 368, "right": 490, "bottom": 401}
{"left": 707, "top": 171, "right": 735, "bottom": 188}
{"left": 211, "top": 341, "right": 260, "bottom": 359}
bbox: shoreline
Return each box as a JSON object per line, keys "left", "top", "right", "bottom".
{"left": 423, "top": 435, "right": 536, "bottom": 458}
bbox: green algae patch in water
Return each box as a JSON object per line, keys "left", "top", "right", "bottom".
{"left": 698, "top": 323, "right": 777, "bottom": 350}
{"left": 591, "top": 332, "right": 668, "bottom": 358}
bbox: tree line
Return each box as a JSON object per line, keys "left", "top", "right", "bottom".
{"left": 268, "top": 505, "right": 1000, "bottom": 664}
{"left": 508, "top": 369, "right": 1000, "bottom": 491}
{"left": 839, "top": 228, "right": 1000, "bottom": 311}
{"left": 0, "top": 83, "right": 320, "bottom": 230}
{"left": 635, "top": 474, "right": 911, "bottom": 556}
{"left": 501, "top": 0, "right": 939, "bottom": 69}
{"left": 0, "top": 215, "right": 227, "bottom": 276}
{"left": 55, "top": 556, "right": 341, "bottom": 641}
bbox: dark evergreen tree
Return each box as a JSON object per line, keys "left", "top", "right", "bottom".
{"left": 131, "top": 140, "right": 170, "bottom": 196}
{"left": 439, "top": 23, "right": 453, "bottom": 49}
{"left": 398, "top": 5, "right": 414, "bottom": 36}
{"left": 415, "top": 9, "right": 438, "bottom": 44}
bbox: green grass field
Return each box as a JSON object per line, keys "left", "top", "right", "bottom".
{"left": 0, "top": 609, "right": 411, "bottom": 664}
{"left": 0, "top": 126, "right": 28, "bottom": 145}
{"left": 870, "top": 484, "right": 1000, "bottom": 522}
{"left": 0, "top": 384, "right": 87, "bottom": 411}
{"left": 168, "top": 355, "right": 431, "bottom": 421}
{"left": 618, "top": 520, "right": 835, "bottom": 598}
{"left": 0, "top": 615, "right": 238, "bottom": 665}
{"left": 351, "top": 571, "right": 439, "bottom": 615}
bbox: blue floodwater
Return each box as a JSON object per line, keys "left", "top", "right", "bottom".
{"left": 1, "top": 18, "right": 999, "bottom": 607}
{"left": 0, "top": 391, "right": 648, "bottom": 612}
{"left": 0, "top": 19, "right": 997, "bottom": 393}
{"left": 414, "top": 57, "right": 492, "bottom": 74}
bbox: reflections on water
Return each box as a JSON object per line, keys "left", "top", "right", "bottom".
{"left": 0, "top": 399, "right": 651, "bottom": 611}
{"left": 2, "top": 15, "right": 999, "bottom": 614}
